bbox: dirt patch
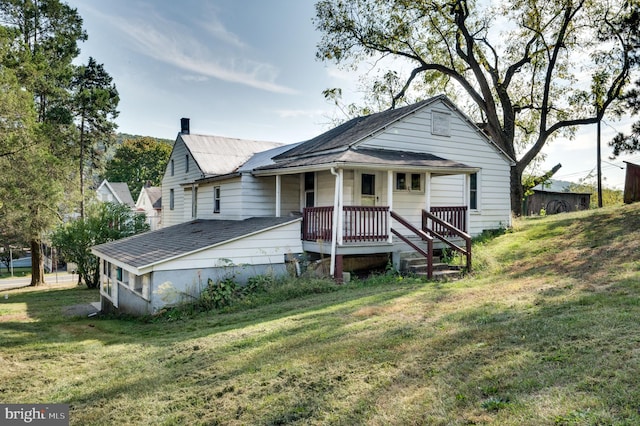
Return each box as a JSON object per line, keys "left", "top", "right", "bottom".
{"left": 62, "top": 302, "right": 100, "bottom": 317}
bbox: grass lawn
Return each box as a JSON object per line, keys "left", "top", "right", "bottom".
{"left": 0, "top": 267, "right": 31, "bottom": 279}
{"left": 1, "top": 203, "right": 640, "bottom": 425}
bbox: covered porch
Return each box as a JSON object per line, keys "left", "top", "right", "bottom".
{"left": 262, "top": 165, "right": 477, "bottom": 280}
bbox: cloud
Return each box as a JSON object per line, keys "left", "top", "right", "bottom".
{"left": 276, "top": 109, "right": 327, "bottom": 119}
{"left": 109, "top": 6, "right": 297, "bottom": 94}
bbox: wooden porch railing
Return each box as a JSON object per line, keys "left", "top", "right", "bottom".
{"left": 301, "top": 206, "right": 333, "bottom": 241}
{"left": 302, "top": 206, "right": 390, "bottom": 242}
{"left": 343, "top": 206, "right": 389, "bottom": 242}
{"left": 429, "top": 206, "right": 467, "bottom": 235}
{"left": 390, "top": 211, "right": 433, "bottom": 279}
{"left": 422, "top": 209, "right": 472, "bottom": 272}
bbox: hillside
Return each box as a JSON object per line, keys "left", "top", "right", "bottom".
{"left": 1, "top": 203, "right": 639, "bottom": 425}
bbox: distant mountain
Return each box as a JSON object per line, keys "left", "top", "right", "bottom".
{"left": 115, "top": 133, "right": 174, "bottom": 147}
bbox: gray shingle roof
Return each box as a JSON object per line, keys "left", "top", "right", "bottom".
{"left": 256, "top": 148, "right": 473, "bottom": 172}
{"left": 144, "top": 187, "right": 162, "bottom": 209}
{"left": 273, "top": 96, "right": 442, "bottom": 160}
{"left": 92, "top": 217, "right": 300, "bottom": 269}
{"left": 108, "top": 182, "right": 135, "bottom": 207}
{"left": 181, "top": 134, "right": 283, "bottom": 176}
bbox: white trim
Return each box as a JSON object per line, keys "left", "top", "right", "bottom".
{"left": 387, "top": 170, "right": 393, "bottom": 243}
{"left": 275, "top": 175, "right": 281, "bottom": 217}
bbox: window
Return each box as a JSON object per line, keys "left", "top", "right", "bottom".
{"left": 361, "top": 173, "right": 375, "bottom": 196}
{"left": 304, "top": 172, "right": 315, "bottom": 208}
{"left": 395, "top": 173, "right": 421, "bottom": 191}
{"left": 192, "top": 187, "right": 198, "bottom": 218}
{"left": 470, "top": 173, "right": 478, "bottom": 210}
{"left": 411, "top": 173, "right": 421, "bottom": 191}
{"left": 103, "top": 260, "right": 112, "bottom": 296}
{"left": 185, "top": 155, "right": 189, "bottom": 173}
{"left": 171, "top": 159, "right": 174, "bottom": 176}
{"left": 213, "top": 186, "right": 220, "bottom": 213}
{"left": 169, "top": 188, "right": 175, "bottom": 210}
{"left": 116, "top": 267, "right": 123, "bottom": 282}
{"left": 361, "top": 173, "right": 376, "bottom": 205}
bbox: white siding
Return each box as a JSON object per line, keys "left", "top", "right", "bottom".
{"left": 151, "top": 220, "right": 303, "bottom": 271}
{"left": 359, "top": 99, "right": 512, "bottom": 234}
{"left": 161, "top": 136, "right": 205, "bottom": 227}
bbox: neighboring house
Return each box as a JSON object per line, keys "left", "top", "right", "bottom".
{"left": 92, "top": 96, "right": 514, "bottom": 315}
{"left": 96, "top": 179, "right": 135, "bottom": 208}
{"left": 624, "top": 161, "right": 640, "bottom": 204}
{"left": 136, "top": 184, "right": 162, "bottom": 230}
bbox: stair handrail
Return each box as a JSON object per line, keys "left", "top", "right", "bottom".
{"left": 422, "top": 210, "right": 472, "bottom": 272}
{"left": 390, "top": 210, "right": 433, "bottom": 278}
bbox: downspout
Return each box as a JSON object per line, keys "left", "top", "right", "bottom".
{"left": 330, "top": 167, "right": 340, "bottom": 277}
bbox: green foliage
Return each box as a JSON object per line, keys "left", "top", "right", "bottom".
{"left": 51, "top": 202, "right": 149, "bottom": 288}
{"left": 568, "top": 178, "right": 623, "bottom": 208}
{"left": 315, "top": 0, "right": 639, "bottom": 214}
{"left": 71, "top": 56, "right": 119, "bottom": 215}
{"left": 200, "top": 277, "right": 238, "bottom": 310}
{"left": 104, "top": 137, "right": 172, "bottom": 197}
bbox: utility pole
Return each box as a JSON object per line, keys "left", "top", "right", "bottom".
{"left": 597, "top": 118, "right": 603, "bottom": 208}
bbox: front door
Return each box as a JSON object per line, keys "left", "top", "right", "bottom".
{"left": 361, "top": 173, "right": 376, "bottom": 205}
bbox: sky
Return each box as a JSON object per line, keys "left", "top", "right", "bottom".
{"left": 66, "top": 0, "right": 639, "bottom": 190}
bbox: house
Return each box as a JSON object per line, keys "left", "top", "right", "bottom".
{"left": 135, "top": 184, "right": 162, "bottom": 230}
{"left": 92, "top": 95, "right": 514, "bottom": 315}
{"left": 96, "top": 179, "right": 135, "bottom": 208}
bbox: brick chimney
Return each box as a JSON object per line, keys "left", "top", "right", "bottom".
{"left": 180, "top": 117, "right": 190, "bottom": 134}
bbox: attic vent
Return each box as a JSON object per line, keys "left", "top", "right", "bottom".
{"left": 432, "top": 111, "right": 451, "bottom": 136}
{"left": 181, "top": 117, "right": 190, "bottom": 134}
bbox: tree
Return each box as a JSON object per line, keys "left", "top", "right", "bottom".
{"left": 315, "top": 0, "right": 640, "bottom": 215}
{"left": 0, "top": 0, "right": 88, "bottom": 285}
{"left": 103, "top": 137, "right": 172, "bottom": 197}
{"left": 72, "top": 57, "right": 120, "bottom": 218}
{"left": 610, "top": 79, "right": 640, "bottom": 156}
{"left": 51, "top": 202, "right": 149, "bottom": 288}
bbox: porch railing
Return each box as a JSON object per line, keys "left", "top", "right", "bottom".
{"left": 428, "top": 206, "right": 467, "bottom": 235}
{"left": 390, "top": 211, "right": 433, "bottom": 278}
{"left": 302, "top": 206, "right": 333, "bottom": 241}
{"left": 343, "top": 206, "right": 389, "bottom": 242}
{"left": 302, "top": 206, "right": 389, "bottom": 243}
{"left": 422, "top": 209, "right": 472, "bottom": 272}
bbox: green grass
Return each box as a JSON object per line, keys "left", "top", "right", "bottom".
{"left": 1, "top": 203, "right": 640, "bottom": 425}
{"left": 0, "top": 267, "right": 31, "bottom": 279}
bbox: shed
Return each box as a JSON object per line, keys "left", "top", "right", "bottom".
{"left": 525, "top": 189, "right": 591, "bottom": 215}
{"left": 624, "top": 161, "right": 640, "bottom": 204}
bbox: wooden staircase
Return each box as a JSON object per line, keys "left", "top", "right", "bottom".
{"left": 399, "top": 252, "right": 464, "bottom": 281}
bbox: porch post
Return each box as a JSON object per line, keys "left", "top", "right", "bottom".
{"left": 425, "top": 172, "right": 432, "bottom": 212}
{"left": 337, "top": 169, "right": 344, "bottom": 245}
{"left": 464, "top": 173, "right": 471, "bottom": 233}
{"left": 275, "top": 175, "right": 281, "bottom": 218}
{"left": 387, "top": 170, "right": 393, "bottom": 243}
{"left": 330, "top": 167, "right": 341, "bottom": 277}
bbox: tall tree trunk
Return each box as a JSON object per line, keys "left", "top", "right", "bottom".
{"left": 510, "top": 166, "right": 524, "bottom": 217}
{"left": 29, "top": 239, "right": 45, "bottom": 286}
{"left": 80, "top": 117, "right": 85, "bottom": 218}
